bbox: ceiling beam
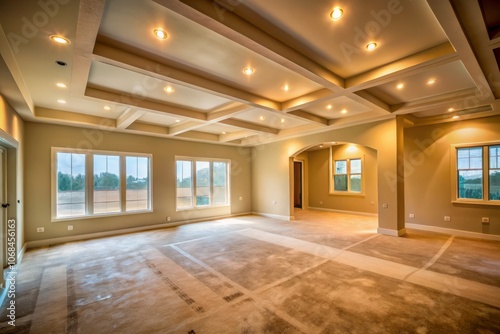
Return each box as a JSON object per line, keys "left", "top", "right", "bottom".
{"left": 220, "top": 118, "right": 279, "bottom": 134}
{"left": 391, "top": 88, "right": 479, "bottom": 114}
{"left": 116, "top": 108, "right": 146, "bottom": 129}
{"left": 207, "top": 102, "right": 254, "bottom": 121}
{"left": 154, "top": 0, "right": 344, "bottom": 91}
{"left": 426, "top": 0, "right": 496, "bottom": 100}
{"left": 168, "top": 121, "right": 204, "bottom": 136}
{"left": 35, "top": 107, "right": 116, "bottom": 128}
{"left": 92, "top": 41, "right": 281, "bottom": 111}
{"left": 85, "top": 86, "right": 207, "bottom": 121}
{"left": 126, "top": 121, "right": 169, "bottom": 135}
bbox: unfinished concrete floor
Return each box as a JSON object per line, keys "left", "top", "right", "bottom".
{"left": 1, "top": 210, "right": 499, "bottom": 333}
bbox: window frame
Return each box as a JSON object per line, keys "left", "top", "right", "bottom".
{"left": 175, "top": 156, "right": 230, "bottom": 211}
{"left": 51, "top": 147, "right": 153, "bottom": 222}
{"left": 451, "top": 141, "right": 500, "bottom": 206}
{"left": 329, "top": 152, "right": 365, "bottom": 196}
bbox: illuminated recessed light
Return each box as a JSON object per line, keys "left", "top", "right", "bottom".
{"left": 332, "top": 142, "right": 337, "bottom": 145}
{"left": 341, "top": 109, "right": 348, "bottom": 114}
{"left": 50, "top": 35, "right": 70, "bottom": 44}
{"left": 104, "top": 106, "right": 111, "bottom": 111}
{"left": 175, "top": 119, "right": 180, "bottom": 123}
{"left": 427, "top": 78, "right": 436, "bottom": 85}
{"left": 259, "top": 116, "right": 265, "bottom": 121}
{"left": 330, "top": 7, "right": 344, "bottom": 20}
{"left": 326, "top": 104, "right": 332, "bottom": 109}
{"left": 57, "top": 99, "right": 66, "bottom": 104}
{"left": 282, "top": 84, "right": 289, "bottom": 91}
{"left": 222, "top": 131, "right": 226, "bottom": 135}
{"left": 164, "top": 85, "right": 174, "bottom": 93}
{"left": 452, "top": 115, "right": 460, "bottom": 119}
{"left": 243, "top": 67, "right": 254, "bottom": 75}
{"left": 56, "top": 82, "right": 67, "bottom": 88}
{"left": 153, "top": 28, "right": 168, "bottom": 40}
{"left": 448, "top": 107, "right": 455, "bottom": 112}
{"left": 281, "top": 118, "right": 285, "bottom": 123}
{"left": 396, "top": 83, "right": 404, "bottom": 90}
{"left": 366, "top": 42, "right": 377, "bottom": 51}
{"left": 319, "top": 145, "right": 323, "bottom": 148}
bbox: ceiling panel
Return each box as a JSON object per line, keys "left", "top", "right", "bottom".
{"left": 302, "top": 96, "right": 372, "bottom": 119}
{"left": 138, "top": 112, "right": 186, "bottom": 127}
{"left": 234, "top": 108, "right": 309, "bottom": 129}
{"left": 195, "top": 123, "right": 245, "bottom": 135}
{"left": 88, "top": 61, "right": 231, "bottom": 111}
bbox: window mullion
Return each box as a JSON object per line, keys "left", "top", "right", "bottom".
{"left": 87, "top": 153, "right": 94, "bottom": 216}
{"left": 120, "top": 155, "right": 126, "bottom": 212}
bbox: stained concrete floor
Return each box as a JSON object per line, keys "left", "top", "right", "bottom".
{"left": 1, "top": 210, "right": 499, "bottom": 333}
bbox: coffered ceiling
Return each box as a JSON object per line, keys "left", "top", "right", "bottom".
{"left": 1, "top": 0, "right": 499, "bottom": 146}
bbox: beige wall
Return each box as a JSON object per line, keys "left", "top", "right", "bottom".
{"left": 0, "top": 95, "right": 24, "bottom": 258}
{"left": 24, "top": 122, "right": 252, "bottom": 242}
{"left": 308, "top": 144, "right": 378, "bottom": 214}
{"left": 404, "top": 116, "right": 500, "bottom": 235}
{"left": 252, "top": 118, "right": 404, "bottom": 233}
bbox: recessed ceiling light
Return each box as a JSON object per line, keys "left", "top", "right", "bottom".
{"left": 153, "top": 28, "right": 168, "bottom": 40}
{"left": 281, "top": 118, "right": 285, "bottom": 123}
{"left": 319, "top": 144, "right": 324, "bottom": 148}
{"left": 330, "top": 7, "right": 344, "bottom": 20}
{"left": 396, "top": 83, "right": 404, "bottom": 90}
{"left": 452, "top": 115, "right": 460, "bottom": 119}
{"left": 56, "top": 82, "right": 67, "bottom": 88}
{"left": 341, "top": 109, "right": 348, "bottom": 114}
{"left": 427, "top": 78, "right": 436, "bottom": 85}
{"left": 366, "top": 42, "right": 377, "bottom": 51}
{"left": 104, "top": 106, "right": 111, "bottom": 111}
{"left": 57, "top": 99, "right": 66, "bottom": 104}
{"left": 50, "top": 35, "right": 70, "bottom": 44}
{"left": 259, "top": 116, "right": 265, "bottom": 121}
{"left": 326, "top": 104, "right": 332, "bottom": 110}
{"left": 282, "top": 84, "right": 289, "bottom": 92}
{"left": 222, "top": 131, "right": 226, "bottom": 135}
{"left": 164, "top": 85, "right": 174, "bottom": 93}
{"left": 243, "top": 67, "right": 254, "bottom": 75}
{"left": 332, "top": 142, "right": 337, "bottom": 145}
{"left": 55, "top": 60, "right": 67, "bottom": 66}
{"left": 175, "top": 119, "right": 180, "bottom": 123}
{"left": 448, "top": 107, "right": 455, "bottom": 112}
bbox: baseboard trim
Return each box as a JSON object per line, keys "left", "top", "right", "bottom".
{"left": 25, "top": 212, "right": 253, "bottom": 249}
{"left": 377, "top": 227, "right": 407, "bottom": 237}
{"left": 251, "top": 212, "right": 292, "bottom": 221}
{"left": 406, "top": 223, "right": 500, "bottom": 241}
{"left": 308, "top": 207, "right": 378, "bottom": 217}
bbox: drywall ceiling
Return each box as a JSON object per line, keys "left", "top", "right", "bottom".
{"left": 0, "top": 0, "right": 499, "bottom": 146}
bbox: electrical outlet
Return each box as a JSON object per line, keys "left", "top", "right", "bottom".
{"left": 167, "top": 216, "right": 171, "bottom": 222}
{"left": 37, "top": 227, "right": 44, "bottom": 233}
{"left": 67, "top": 225, "right": 73, "bottom": 231}
{"left": 239, "top": 196, "right": 243, "bottom": 201}
{"left": 409, "top": 213, "right": 415, "bottom": 218}
{"left": 382, "top": 203, "right": 388, "bottom": 208}
{"left": 319, "top": 201, "right": 323, "bottom": 205}
{"left": 482, "top": 217, "right": 490, "bottom": 223}
{"left": 444, "top": 216, "right": 451, "bottom": 221}
{"left": 272, "top": 200, "right": 277, "bottom": 205}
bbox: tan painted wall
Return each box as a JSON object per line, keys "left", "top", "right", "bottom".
{"left": 0, "top": 95, "right": 24, "bottom": 257}
{"left": 252, "top": 118, "right": 403, "bottom": 232}
{"left": 308, "top": 144, "right": 378, "bottom": 214}
{"left": 404, "top": 116, "right": 500, "bottom": 235}
{"left": 24, "top": 122, "right": 252, "bottom": 242}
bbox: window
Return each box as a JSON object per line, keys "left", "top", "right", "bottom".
{"left": 176, "top": 157, "right": 230, "bottom": 210}
{"left": 333, "top": 158, "right": 362, "bottom": 193}
{"left": 52, "top": 148, "right": 152, "bottom": 220}
{"left": 452, "top": 143, "right": 500, "bottom": 204}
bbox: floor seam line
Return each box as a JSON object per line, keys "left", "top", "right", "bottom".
{"left": 165, "top": 228, "right": 252, "bottom": 247}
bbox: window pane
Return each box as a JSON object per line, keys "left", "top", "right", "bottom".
{"left": 213, "top": 162, "right": 228, "bottom": 205}
{"left": 196, "top": 161, "right": 210, "bottom": 206}
{"left": 490, "top": 146, "right": 500, "bottom": 200}
{"left": 335, "top": 160, "right": 347, "bottom": 174}
{"left": 458, "top": 170, "right": 483, "bottom": 199}
{"left": 351, "top": 159, "right": 362, "bottom": 174}
{"left": 334, "top": 175, "right": 347, "bottom": 191}
{"left": 176, "top": 160, "right": 193, "bottom": 208}
{"left": 350, "top": 175, "right": 361, "bottom": 192}
{"left": 56, "top": 152, "right": 86, "bottom": 217}
{"left": 490, "top": 146, "right": 499, "bottom": 169}
{"left": 126, "top": 156, "right": 150, "bottom": 211}
{"left": 93, "top": 155, "right": 120, "bottom": 214}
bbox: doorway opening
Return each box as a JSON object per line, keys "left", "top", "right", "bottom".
{"left": 293, "top": 161, "right": 303, "bottom": 208}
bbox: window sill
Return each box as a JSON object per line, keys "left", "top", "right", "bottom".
{"left": 329, "top": 192, "right": 365, "bottom": 197}
{"left": 52, "top": 209, "right": 153, "bottom": 222}
{"left": 452, "top": 200, "right": 500, "bottom": 206}
{"left": 176, "top": 204, "right": 230, "bottom": 211}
